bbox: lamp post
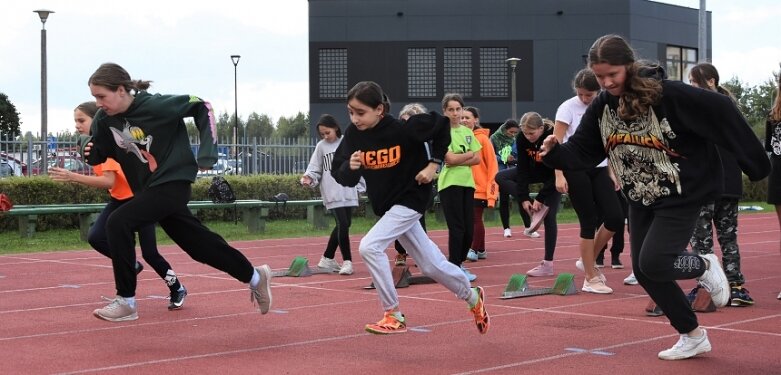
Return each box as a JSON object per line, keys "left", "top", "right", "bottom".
{"left": 506, "top": 57, "right": 521, "bottom": 120}
{"left": 34, "top": 9, "right": 54, "bottom": 143}
{"left": 231, "top": 55, "right": 240, "bottom": 175}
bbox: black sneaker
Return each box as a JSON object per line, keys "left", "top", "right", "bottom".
{"left": 611, "top": 256, "right": 624, "bottom": 269}
{"left": 595, "top": 252, "right": 605, "bottom": 268}
{"left": 168, "top": 286, "right": 187, "bottom": 310}
{"left": 134, "top": 261, "right": 144, "bottom": 275}
{"left": 729, "top": 286, "right": 754, "bottom": 307}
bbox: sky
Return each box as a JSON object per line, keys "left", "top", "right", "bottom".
{"left": 1, "top": 0, "right": 779, "bottom": 136}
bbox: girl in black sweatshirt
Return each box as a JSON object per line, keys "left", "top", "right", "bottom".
{"left": 541, "top": 35, "right": 769, "bottom": 360}
{"left": 331, "top": 81, "right": 489, "bottom": 335}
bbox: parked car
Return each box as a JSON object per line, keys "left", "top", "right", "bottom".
{"left": 0, "top": 152, "right": 27, "bottom": 175}
{"left": 30, "top": 155, "right": 93, "bottom": 175}
{"left": 0, "top": 159, "right": 23, "bottom": 178}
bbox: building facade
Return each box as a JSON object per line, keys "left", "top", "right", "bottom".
{"left": 308, "top": 0, "right": 710, "bottom": 133}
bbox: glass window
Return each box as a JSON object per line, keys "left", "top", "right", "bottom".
{"left": 479, "top": 47, "right": 509, "bottom": 97}
{"left": 444, "top": 47, "right": 472, "bottom": 97}
{"left": 407, "top": 48, "right": 437, "bottom": 98}
{"left": 665, "top": 45, "right": 698, "bottom": 83}
{"left": 318, "top": 48, "right": 348, "bottom": 99}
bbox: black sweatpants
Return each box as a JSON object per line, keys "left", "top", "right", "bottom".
{"left": 629, "top": 204, "right": 707, "bottom": 334}
{"left": 89, "top": 197, "right": 181, "bottom": 292}
{"left": 105, "top": 181, "right": 254, "bottom": 298}
{"left": 439, "top": 185, "right": 475, "bottom": 266}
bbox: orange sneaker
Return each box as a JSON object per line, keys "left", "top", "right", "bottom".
{"left": 365, "top": 311, "right": 407, "bottom": 334}
{"left": 469, "top": 286, "right": 490, "bottom": 334}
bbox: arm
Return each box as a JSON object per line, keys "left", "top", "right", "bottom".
{"left": 542, "top": 95, "right": 611, "bottom": 171}
{"left": 302, "top": 143, "right": 324, "bottom": 188}
{"left": 445, "top": 150, "right": 479, "bottom": 166}
{"left": 552, "top": 120, "right": 570, "bottom": 193}
{"left": 676, "top": 84, "right": 770, "bottom": 181}
{"left": 49, "top": 167, "right": 115, "bottom": 190}
{"left": 331, "top": 128, "right": 362, "bottom": 187}
{"left": 407, "top": 112, "right": 450, "bottom": 162}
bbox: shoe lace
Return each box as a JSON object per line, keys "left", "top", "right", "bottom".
{"left": 99, "top": 296, "right": 123, "bottom": 311}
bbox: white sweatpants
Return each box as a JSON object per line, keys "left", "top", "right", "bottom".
{"left": 360, "top": 205, "right": 472, "bottom": 311}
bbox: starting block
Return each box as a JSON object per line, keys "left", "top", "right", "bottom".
{"left": 271, "top": 256, "right": 336, "bottom": 277}
{"left": 500, "top": 273, "right": 577, "bottom": 299}
{"left": 364, "top": 265, "right": 436, "bottom": 289}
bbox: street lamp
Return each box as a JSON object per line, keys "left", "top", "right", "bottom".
{"left": 506, "top": 57, "right": 521, "bottom": 120}
{"left": 231, "top": 54, "right": 240, "bottom": 175}
{"left": 34, "top": 9, "right": 54, "bottom": 143}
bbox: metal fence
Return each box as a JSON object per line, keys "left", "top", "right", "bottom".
{"left": 0, "top": 133, "right": 317, "bottom": 177}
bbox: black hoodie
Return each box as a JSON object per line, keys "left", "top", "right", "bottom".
{"left": 543, "top": 77, "right": 769, "bottom": 209}
{"left": 331, "top": 112, "right": 450, "bottom": 216}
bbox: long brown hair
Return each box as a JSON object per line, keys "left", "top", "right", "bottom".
{"left": 588, "top": 34, "right": 662, "bottom": 121}
{"left": 689, "top": 62, "right": 735, "bottom": 102}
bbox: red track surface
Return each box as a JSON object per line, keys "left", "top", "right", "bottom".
{"left": 1, "top": 213, "right": 780, "bottom": 374}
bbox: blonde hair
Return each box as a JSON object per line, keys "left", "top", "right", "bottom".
{"left": 772, "top": 67, "right": 781, "bottom": 122}
{"left": 519, "top": 112, "right": 550, "bottom": 131}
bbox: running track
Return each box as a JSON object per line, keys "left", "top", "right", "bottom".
{"left": 1, "top": 213, "right": 779, "bottom": 374}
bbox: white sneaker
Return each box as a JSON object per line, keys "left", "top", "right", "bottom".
{"left": 697, "top": 253, "right": 730, "bottom": 307}
{"left": 466, "top": 249, "right": 479, "bottom": 262}
{"left": 582, "top": 276, "right": 613, "bottom": 294}
{"left": 93, "top": 296, "right": 138, "bottom": 322}
{"left": 317, "top": 256, "right": 341, "bottom": 272}
{"left": 658, "top": 329, "right": 712, "bottom": 360}
{"left": 503, "top": 228, "right": 512, "bottom": 238}
{"left": 523, "top": 228, "right": 541, "bottom": 238}
{"left": 624, "top": 272, "right": 638, "bottom": 285}
{"left": 339, "top": 260, "right": 353, "bottom": 275}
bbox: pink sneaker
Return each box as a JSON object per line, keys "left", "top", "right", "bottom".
{"left": 528, "top": 205, "right": 549, "bottom": 232}
{"left": 526, "top": 260, "right": 554, "bottom": 277}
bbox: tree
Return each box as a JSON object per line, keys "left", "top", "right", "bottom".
{"left": 0, "top": 92, "right": 21, "bottom": 137}
{"left": 246, "top": 112, "right": 275, "bottom": 140}
{"left": 274, "top": 112, "right": 310, "bottom": 139}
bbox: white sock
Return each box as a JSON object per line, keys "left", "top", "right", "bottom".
{"left": 249, "top": 268, "right": 261, "bottom": 288}
{"left": 391, "top": 310, "right": 404, "bottom": 321}
{"left": 468, "top": 288, "right": 479, "bottom": 307}
{"left": 124, "top": 296, "right": 136, "bottom": 309}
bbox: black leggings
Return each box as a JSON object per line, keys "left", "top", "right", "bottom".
{"left": 89, "top": 198, "right": 181, "bottom": 292}
{"left": 323, "top": 206, "right": 353, "bottom": 261}
{"left": 105, "top": 181, "right": 254, "bottom": 298}
{"left": 630, "top": 204, "right": 707, "bottom": 334}
{"left": 565, "top": 167, "right": 624, "bottom": 239}
{"left": 498, "top": 191, "right": 531, "bottom": 229}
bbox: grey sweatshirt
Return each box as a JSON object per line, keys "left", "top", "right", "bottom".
{"left": 304, "top": 137, "right": 363, "bottom": 210}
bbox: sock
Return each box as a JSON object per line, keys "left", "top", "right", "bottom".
{"left": 164, "top": 270, "right": 178, "bottom": 287}
{"left": 249, "top": 268, "right": 260, "bottom": 288}
{"left": 391, "top": 310, "right": 404, "bottom": 321}
{"left": 124, "top": 296, "right": 136, "bottom": 309}
{"left": 467, "top": 288, "right": 479, "bottom": 308}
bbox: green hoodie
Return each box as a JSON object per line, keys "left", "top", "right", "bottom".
{"left": 490, "top": 122, "right": 516, "bottom": 166}
{"left": 87, "top": 91, "right": 218, "bottom": 193}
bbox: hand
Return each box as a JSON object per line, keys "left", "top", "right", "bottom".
{"left": 82, "top": 142, "right": 93, "bottom": 157}
{"left": 539, "top": 135, "right": 559, "bottom": 156}
{"left": 522, "top": 200, "right": 533, "bottom": 215}
{"left": 415, "top": 162, "right": 438, "bottom": 185}
{"left": 555, "top": 170, "right": 568, "bottom": 194}
{"left": 300, "top": 175, "right": 313, "bottom": 187}
{"left": 48, "top": 167, "right": 72, "bottom": 182}
{"left": 349, "top": 151, "right": 363, "bottom": 170}
{"left": 531, "top": 200, "right": 543, "bottom": 212}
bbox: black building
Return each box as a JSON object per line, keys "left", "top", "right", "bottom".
{"left": 308, "top": 0, "right": 710, "bottom": 133}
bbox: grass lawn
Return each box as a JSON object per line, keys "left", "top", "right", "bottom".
{"left": 0, "top": 201, "right": 774, "bottom": 255}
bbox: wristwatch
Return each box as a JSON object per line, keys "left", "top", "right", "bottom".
{"left": 429, "top": 157, "right": 443, "bottom": 174}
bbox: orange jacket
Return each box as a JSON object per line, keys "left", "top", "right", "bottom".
{"left": 471, "top": 128, "right": 499, "bottom": 207}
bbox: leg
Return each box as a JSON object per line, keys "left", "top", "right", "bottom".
{"left": 88, "top": 199, "right": 124, "bottom": 259}
{"left": 439, "top": 186, "right": 468, "bottom": 266}
{"left": 714, "top": 198, "right": 744, "bottom": 285}
{"left": 630, "top": 205, "right": 704, "bottom": 334}
{"left": 689, "top": 203, "right": 716, "bottom": 256}
{"left": 471, "top": 204, "right": 485, "bottom": 252}
{"left": 359, "top": 205, "right": 420, "bottom": 311}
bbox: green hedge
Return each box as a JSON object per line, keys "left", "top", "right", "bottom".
{"left": 0, "top": 174, "right": 769, "bottom": 233}
{"left": 0, "top": 175, "right": 366, "bottom": 233}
